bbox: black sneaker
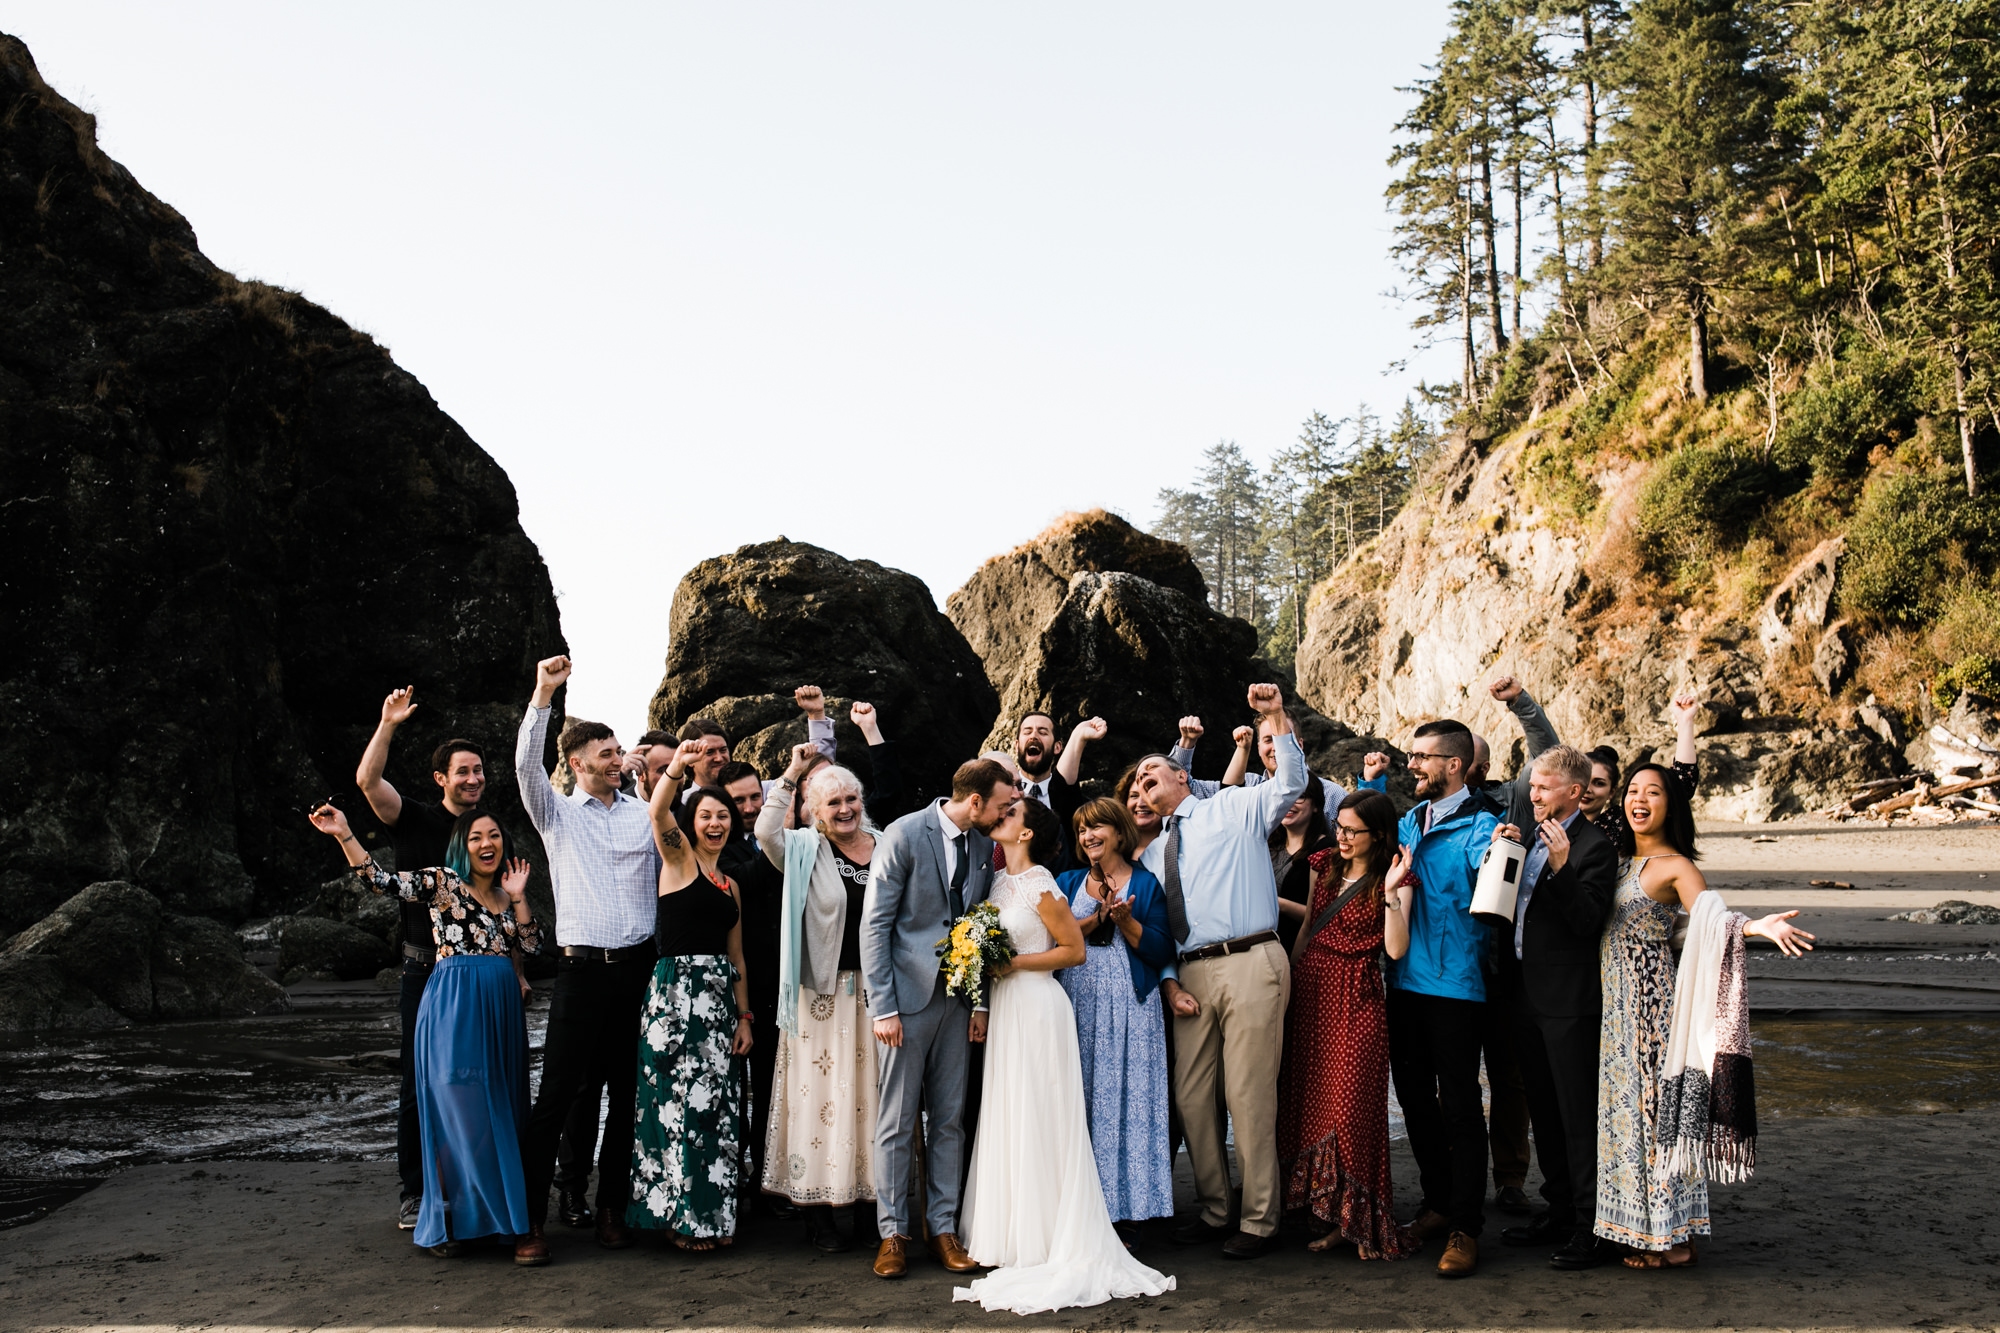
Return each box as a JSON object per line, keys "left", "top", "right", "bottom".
{"left": 398, "top": 1196, "right": 420, "bottom": 1230}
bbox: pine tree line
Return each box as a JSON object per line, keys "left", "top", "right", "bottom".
{"left": 1388, "top": 0, "right": 2000, "bottom": 499}
{"left": 1152, "top": 403, "right": 1439, "bottom": 666}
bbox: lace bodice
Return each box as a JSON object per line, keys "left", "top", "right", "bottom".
{"left": 989, "top": 866, "right": 1060, "bottom": 955}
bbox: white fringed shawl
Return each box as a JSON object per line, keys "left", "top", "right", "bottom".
{"left": 1656, "top": 889, "right": 1757, "bottom": 1183}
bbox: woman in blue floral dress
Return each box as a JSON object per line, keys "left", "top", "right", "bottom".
{"left": 1056, "top": 797, "right": 1177, "bottom": 1234}
{"left": 633, "top": 763, "right": 755, "bottom": 1251}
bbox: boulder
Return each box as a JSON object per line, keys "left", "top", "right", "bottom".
{"left": 300, "top": 874, "right": 404, "bottom": 948}
{"left": 277, "top": 916, "right": 393, "bottom": 983}
{"left": 1928, "top": 690, "right": 2000, "bottom": 777}
{"left": 1757, "top": 536, "right": 1845, "bottom": 659}
{"left": 0, "top": 881, "right": 286, "bottom": 1031}
{"left": 648, "top": 540, "right": 998, "bottom": 809}
{"left": 1813, "top": 620, "right": 1855, "bottom": 695}
{"left": 0, "top": 36, "right": 567, "bottom": 935}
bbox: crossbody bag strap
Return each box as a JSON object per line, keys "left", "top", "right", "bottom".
{"left": 1298, "top": 874, "right": 1376, "bottom": 956}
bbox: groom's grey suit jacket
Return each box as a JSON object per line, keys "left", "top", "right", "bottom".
{"left": 860, "top": 800, "right": 996, "bottom": 1020}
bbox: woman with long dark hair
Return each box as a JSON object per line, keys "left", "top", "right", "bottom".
{"left": 1056, "top": 797, "right": 1177, "bottom": 1237}
{"left": 1269, "top": 778, "right": 1331, "bottom": 953}
{"left": 632, "top": 754, "right": 754, "bottom": 1251}
{"left": 1277, "top": 789, "right": 1416, "bottom": 1260}
{"left": 1596, "top": 763, "right": 1812, "bottom": 1268}
{"left": 309, "top": 804, "right": 538, "bottom": 1256}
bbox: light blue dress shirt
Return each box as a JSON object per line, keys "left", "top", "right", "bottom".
{"left": 1514, "top": 808, "right": 1582, "bottom": 960}
{"left": 1137, "top": 732, "right": 1309, "bottom": 954}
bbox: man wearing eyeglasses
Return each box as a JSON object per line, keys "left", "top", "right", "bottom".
{"left": 1387, "top": 720, "right": 1502, "bottom": 1279}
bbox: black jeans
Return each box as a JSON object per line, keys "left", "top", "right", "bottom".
{"left": 553, "top": 1078, "right": 607, "bottom": 1194}
{"left": 523, "top": 953, "right": 653, "bottom": 1226}
{"left": 1513, "top": 998, "right": 1602, "bottom": 1230}
{"left": 1387, "top": 988, "right": 1489, "bottom": 1238}
{"left": 396, "top": 958, "right": 433, "bottom": 1201}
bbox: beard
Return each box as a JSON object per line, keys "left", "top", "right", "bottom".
{"left": 1017, "top": 742, "right": 1052, "bottom": 778}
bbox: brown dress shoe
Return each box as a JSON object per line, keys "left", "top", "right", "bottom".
{"left": 596, "top": 1213, "right": 632, "bottom": 1250}
{"left": 1437, "top": 1231, "right": 1478, "bottom": 1279}
{"left": 514, "top": 1224, "right": 551, "bottom": 1267}
{"left": 873, "top": 1234, "right": 909, "bottom": 1278}
{"left": 1408, "top": 1208, "right": 1451, "bottom": 1244}
{"left": 929, "top": 1232, "right": 982, "bottom": 1273}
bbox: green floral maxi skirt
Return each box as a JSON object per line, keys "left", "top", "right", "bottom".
{"left": 627, "top": 954, "right": 744, "bottom": 1238}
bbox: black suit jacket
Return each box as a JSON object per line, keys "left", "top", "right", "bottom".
{"left": 1516, "top": 812, "right": 1619, "bottom": 1019}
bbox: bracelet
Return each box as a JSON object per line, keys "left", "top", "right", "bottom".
{"left": 738, "top": 1011, "right": 755, "bottom": 1024}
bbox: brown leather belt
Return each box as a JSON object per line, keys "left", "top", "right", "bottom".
{"left": 402, "top": 942, "right": 436, "bottom": 964}
{"left": 562, "top": 943, "right": 654, "bottom": 964}
{"left": 1179, "top": 930, "right": 1280, "bottom": 964}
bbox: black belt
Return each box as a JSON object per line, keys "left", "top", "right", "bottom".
{"left": 562, "top": 943, "right": 654, "bottom": 964}
{"left": 402, "top": 943, "right": 436, "bottom": 964}
{"left": 1180, "top": 930, "right": 1280, "bottom": 964}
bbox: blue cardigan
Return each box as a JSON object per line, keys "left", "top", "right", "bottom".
{"left": 1057, "top": 864, "right": 1176, "bottom": 1003}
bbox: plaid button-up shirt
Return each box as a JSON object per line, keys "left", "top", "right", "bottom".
{"left": 516, "top": 705, "right": 661, "bottom": 949}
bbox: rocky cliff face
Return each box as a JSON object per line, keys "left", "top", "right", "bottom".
{"left": 0, "top": 35, "right": 565, "bottom": 935}
{"left": 950, "top": 512, "right": 1406, "bottom": 793}
{"left": 1297, "top": 433, "right": 1900, "bottom": 819}
{"left": 649, "top": 539, "right": 999, "bottom": 807}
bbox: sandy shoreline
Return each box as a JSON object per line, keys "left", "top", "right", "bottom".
{"left": 3, "top": 1108, "right": 1997, "bottom": 1333}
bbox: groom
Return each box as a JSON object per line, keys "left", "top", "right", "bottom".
{"left": 861, "top": 757, "right": 1019, "bottom": 1279}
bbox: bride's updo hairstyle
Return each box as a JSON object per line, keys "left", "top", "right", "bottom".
{"left": 1017, "top": 796, "right": 1066, "bottom": 870}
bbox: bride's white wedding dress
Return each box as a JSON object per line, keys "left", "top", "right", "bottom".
{"left": 953, "top": 866, "right": 1176, "bottom": 1315}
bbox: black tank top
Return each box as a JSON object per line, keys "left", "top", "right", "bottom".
{"left": 655, "top": 871, "right": 739, "bottom": 957}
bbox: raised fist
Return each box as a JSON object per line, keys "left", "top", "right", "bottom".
{"left": 381, "top": 686, "right": 418, "bottom": 726}
{"left": 794, "top": 685, "right": 827, "bottom": 719}
{"left": 1232, "top": 725, "right": 1255, "bottom": 749}
{"left": 1072, "top": 717, "right": 1108, "bottom": 743}
{"left": 1488, "top": 674, "right": 1523, "bottom": 703}
{"left": 784, "top": 741, "right": 820, "bottom": 780}
{"left": 533, "top": 656, "right": 572, "bottom": 705}
{"left": 1177, "top": 716, "right": 1204, "bottom": 746}
{"left": 1363, "top": 751, "right": 1390, "bottom": 780}
{"left": 670, "top": 738, "right": 707, "bottom": 776}
{"left": 850, "top": 701, "right": 883, "bottom": 742}
{"left": 1670, "top": 692, "right": 1700, "bottom": 727}
{"left": 1247, "top": 683, "right": 1285, "bottom": 715}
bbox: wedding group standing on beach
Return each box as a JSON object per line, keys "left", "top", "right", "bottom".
{"left": 306, "top": 652, "right": 1811, "bottom": 1315}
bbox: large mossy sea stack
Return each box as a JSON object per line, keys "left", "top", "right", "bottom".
{"left": 0, "top": 35, "right": 566, "bottom": 935}
{"left": 649, "top": 539, "right": 1000, "bottom": 808}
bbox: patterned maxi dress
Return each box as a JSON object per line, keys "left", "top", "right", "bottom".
{"left": 1594, "top": 856, "right": 1709, "bottom": 1250}
{"left": 1276, "top": 850, "right": 1415, "bottom": 1258}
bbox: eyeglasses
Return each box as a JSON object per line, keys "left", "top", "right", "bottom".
{"left": 1332, "top": 824, "right": 1369, "bottom": 840}
{"left": 1406, "top": 751, "right": 1448, "bottom": 765}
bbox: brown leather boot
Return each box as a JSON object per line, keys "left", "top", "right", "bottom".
{"left": 596, "top": 1213, "right": 632, "bottom": 1250}
{"left": 514, "top": 1224, "right": 551, "bottom": 1267}
{"left": 929, "top": 1232, "right": 981, "bottom": 1272}
{"left": 873, "top": 1234, "right": 909, "bottom": 1278}
{"left": 1437, "top": 1231, "right": 1478, "bottom": 1279}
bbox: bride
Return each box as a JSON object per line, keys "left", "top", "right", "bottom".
{"left": 954, "top": 798, "right": 1177, "bottom": 1315}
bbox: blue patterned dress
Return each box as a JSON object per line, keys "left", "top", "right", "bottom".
{"left": 1594, "top": 857, "right": 1709, "bottom": 1250}
{"left": 1056, "top": 872, "right": 1175, "bottom": 1224}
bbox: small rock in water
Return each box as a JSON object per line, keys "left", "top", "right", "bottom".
{"left": 1888, "top": 900, "right": 2000, "bottom": 925}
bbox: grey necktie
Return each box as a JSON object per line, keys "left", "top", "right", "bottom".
{"left": 948, "top": 830, "right": 969, "bottom": 919}
{"left": 1161, "top": 815, "right": 1189, "bottom": 944}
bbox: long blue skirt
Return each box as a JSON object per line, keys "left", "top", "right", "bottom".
{"left": 412, "top": 953, "right": 531, "bottom": 1248}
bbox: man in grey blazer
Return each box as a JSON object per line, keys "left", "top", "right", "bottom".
{"left": 860, "top": 756, "right": 1019, "bottom": 1278}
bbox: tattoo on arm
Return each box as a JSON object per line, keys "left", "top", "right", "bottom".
{"left": 657, "top": 820, "right": 683, "bottom": 851}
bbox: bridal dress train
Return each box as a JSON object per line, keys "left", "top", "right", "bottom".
{"left": 953, "top": 866, "right": 1176, "bottom": 1315}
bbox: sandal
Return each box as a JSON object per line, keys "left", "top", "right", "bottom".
{"left": 1622, "top": 1244, "right": 1696, "bottom": 1270}
{"left": 672, "top": 1235, "right": 717, "bottom": 1253}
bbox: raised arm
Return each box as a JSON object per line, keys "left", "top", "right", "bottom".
{"left": 355, "top": 686, "right": 417, "bottom": 826}
{"left": 760, "top": 743, "right": 818, "bottom": 868}
{"left": 1249, "top": 686, "right": 1307, "bottom": 832}
{"left": 795, "top": 686, "right": 839, "bottom": 763}
{"left": 309, "top": 802, "right": 423, "bottom": 902}
{"left": 1491, "top": 674, "right": 1559, "bottom": 761}
{"left": 1056, "top": 717, "right": 1105, "bottom": 787}
{"left": 1221, "top": 726, "right": 1254, "bottom": 787}
{"left": 851, "top": 702, "right": 906, "bottom": 823}
{"left": 515, "top": 656, "right": 572, "bottom": 832}
{"left": 1669, "top": 692, "right": 1702, "bottom": 796}
{"left": 648, "top": 739, "right": 704, "bottom": 884}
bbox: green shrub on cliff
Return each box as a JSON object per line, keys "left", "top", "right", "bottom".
{"left": 1845, "top": 471, "right": 2000, "bottom": 624}
{"left": 1635, "top": 446, "right": 1783, "bottom": 589}
{"left": 1771, "top": 349, "right": 1933, "bottom": 482}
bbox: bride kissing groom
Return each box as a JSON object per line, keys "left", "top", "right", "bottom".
{"left": 861, "top": 756, "right": 1175, "bottom": 1315}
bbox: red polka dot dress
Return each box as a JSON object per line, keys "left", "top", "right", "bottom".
{"left": 1277, "top": 848, "right": 1417, "bottom": 1259}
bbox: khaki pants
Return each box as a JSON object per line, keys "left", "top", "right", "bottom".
{"left": 1171, "top": 940, "right": 1290, "bottom": 1237}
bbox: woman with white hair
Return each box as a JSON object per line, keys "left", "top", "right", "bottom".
{"left": 755, "top": 741, "right": 883, "bottom": 1251}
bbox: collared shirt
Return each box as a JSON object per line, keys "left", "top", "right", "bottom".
{"left": 1138, "top": 731, "right": 1309, "bottom": 954}
{"left": 1515, "top": 807, "right": 1582, "bottom": 960}
{"left": 934, "top": 798, "right": 970, "bottom": 883}
{"left": 515, "top": 705, "right": 661, "bottom": 949}
{"left": 1020, "top": 775, "right": 1052, "bottom": 807}
{"left": 1167, "top": 744, "right": 1348, "bottom": 810}
{"left": 1422, "top": 782, "right": 1472, "bottom": 832}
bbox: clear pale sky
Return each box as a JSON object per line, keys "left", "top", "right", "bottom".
{"left": 13, "top": 3, "right": 1455, "bottom": 740}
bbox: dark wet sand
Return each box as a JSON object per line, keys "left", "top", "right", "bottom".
{"left": 3, "top": 1109, "right": 1996, "bottom": 1332}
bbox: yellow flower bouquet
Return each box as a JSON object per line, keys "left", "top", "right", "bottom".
{"left": 935, "top": 901, "right": 1015, "bottom": 1010}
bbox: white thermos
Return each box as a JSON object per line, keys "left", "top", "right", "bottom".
{"left": 1471, "top": 834, "right": 1526, "bottom": 925}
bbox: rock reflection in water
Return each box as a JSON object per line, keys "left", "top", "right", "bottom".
{"left": 1754, "top": 1019, "right": 2000, "bottom": 1117}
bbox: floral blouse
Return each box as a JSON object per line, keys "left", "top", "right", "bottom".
{"left": 353, "top": 861, "right": 541, "bottom": 960}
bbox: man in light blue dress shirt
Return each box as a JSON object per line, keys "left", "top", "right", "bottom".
{"left": 1133, "top": 683, "right": 1308, "bottom": 1261}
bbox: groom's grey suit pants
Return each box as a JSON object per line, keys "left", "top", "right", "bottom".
{"left": 872, "top": 980, "right": 971, "bottom": 1239}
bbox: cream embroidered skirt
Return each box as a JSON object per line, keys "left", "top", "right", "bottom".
{"left": 761, "top": 970, "right": 880, "bottom": 1205}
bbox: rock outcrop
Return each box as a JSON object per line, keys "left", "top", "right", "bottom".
{"left": 0, "top": 882, "right": 287, "bottom": 1032}
{"left": 649, "top": 540, "right": 999, "bottom": 808}
{"left": 951, "top": 513, "right": 1406, "bottom": 793}
{"left": 1297, "top": 436, "right": 1900, "bottom": 820}
{"left": 0, "top": 35, "right": 566, "bottom": 935}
